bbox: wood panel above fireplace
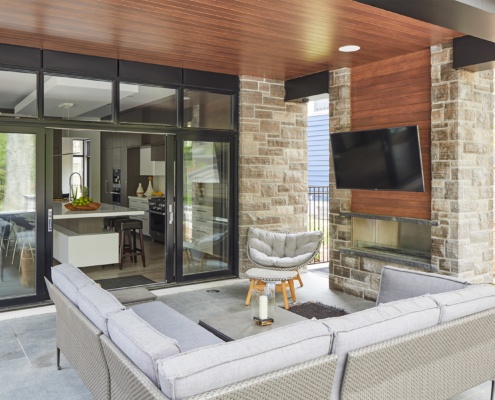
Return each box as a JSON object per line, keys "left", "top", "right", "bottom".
{"left": 350, "top": 49, "right": 432, "bottom": 220}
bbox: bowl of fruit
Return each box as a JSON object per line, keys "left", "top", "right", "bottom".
{"left": 64, "top": 187, "right": 101, "bottom": 211}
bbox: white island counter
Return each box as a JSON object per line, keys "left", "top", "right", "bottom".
{"left": 53, "top": 202, "right": 145, "bottom": 220}
{"left": 53, "top": 202, "right": 145, "bottom": 268}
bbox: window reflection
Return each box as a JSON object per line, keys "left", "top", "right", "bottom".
{"left": 0, "top": 133, "right": 36, "bottom": 299}
{"left": 0, "top": 70, "right": 37, "bottom": 118}
{"left": 183, "top": 141, "right": 230, "bottom": 275}
{"left": 119, "top": 83, "right": 177, "bottom": 125}
{"left": 44, "top": 75, "right": 113, "bottom": 121}
{"left": 183, "top": 90, "right": 233, "bottom": 130}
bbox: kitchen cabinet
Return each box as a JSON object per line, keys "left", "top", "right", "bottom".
{"left": 151, "top": 143, "right": 166, "bottom": 161}
{"left": 101, "top": 132, "right": 148, "bottom": 206}
{"left": 140, "top": 147, "right": 165, "bottom": 176}
{"left": 140, "top": 147, "right": 154, "bottom": 176}
{"left": 128, "top": 196, "right": 150, "bottom": 237}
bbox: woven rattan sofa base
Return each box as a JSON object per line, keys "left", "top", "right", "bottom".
{"left": 101, "top": 334, "right": 337, "bottom": 400}
{"left": 341, "top": 307, "right": 495, "bottom": 400}
{"left": 45, "top": 278, "right": 110, "bottom": 400}
{"left": 46, "top": 275, "right": 338, "bottom": 400}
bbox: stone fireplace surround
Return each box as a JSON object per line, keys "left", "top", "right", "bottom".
{"left": 329, "top": 43, "right": 494, "bottom": 302}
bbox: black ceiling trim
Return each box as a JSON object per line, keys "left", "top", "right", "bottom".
{"left": 284, "top": 71, "right": 329, "bottom": 102}
{"left": 43, "top": 50, "right": 118, "bottom": 78}
{"left": 182, "top": 69, "right": 239, "bottom": 92}
{"left": 454, "top": 35, "right": 495, "bottom": 71}
{"left": 119, "top": 60, "right": 182, "bottom": 86}
{"left": 0, "top": 43, "right": 41, "bottom": 70}
{"left": 353, "top": 0, "right": 495, "bottom": 43}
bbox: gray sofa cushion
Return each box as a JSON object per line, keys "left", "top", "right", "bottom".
{"left": 156, "top": 319, "right": 332, "bottom": 400}
{"left": 51, "top": 263, "right": 95, "bottom": 306}
{"left": 376, "top": 266, "right": 468, "bottom": 305}
{"left": 322, "top": 296, "right": 440, "bottom": 400}
{"left": 428, "top": 285, "right": 495, "bottom": 323}
{"left": 131, "top": 301, "right": 223, "bottom": 352}
{"left": 108, "top": 309, "right": 181, "bottom": 386}
{"left": 77, "top": 284, "right": 125, "bottom": 335}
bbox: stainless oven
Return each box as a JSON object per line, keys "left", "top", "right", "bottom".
{"left": 148, "top": 197, "right": 166, "bottom": 242}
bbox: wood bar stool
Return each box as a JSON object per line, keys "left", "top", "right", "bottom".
{"left": 114, "top": 219, "right": 146, "bottom": 270}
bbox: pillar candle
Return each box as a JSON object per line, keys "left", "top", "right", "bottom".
{"left": 259, "top": 295, "right": 268, "bottom": 320}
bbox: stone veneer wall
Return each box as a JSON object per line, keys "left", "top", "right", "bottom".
{"left": 238, "top": 76, "right": 308, "bottom": 274}
{"left": 328, "top": 68, "right": 353, "bottom": 293}
{"left": 430, "top": 42, "right": 494, "bottom": 283}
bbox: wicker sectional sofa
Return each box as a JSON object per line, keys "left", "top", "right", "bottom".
{"left": 46, "top": 264, "right": 495, "bottom": 400}
{"left": 46, "top": 264, "right": 337, "bottom": 400}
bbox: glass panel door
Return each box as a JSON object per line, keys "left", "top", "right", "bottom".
{"left": 177, "top": 137, "right": 234, "bottom": 281}
{"left": 0, "top": 129, "right": 46, "bottom": 304}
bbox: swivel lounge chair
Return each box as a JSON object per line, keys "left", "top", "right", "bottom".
{"left": 246, "top": 227, "right": 323, "bottom": 289}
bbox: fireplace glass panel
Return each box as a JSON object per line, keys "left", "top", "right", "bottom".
{"left": 352, "top": 217, "right": 431, "bottom": 260}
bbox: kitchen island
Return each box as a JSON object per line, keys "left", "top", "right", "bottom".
{"left": 53, "top": 202, "right": 145, "bottom": 268}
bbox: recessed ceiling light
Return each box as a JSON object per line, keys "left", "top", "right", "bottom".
{"left": 339, "top": 45, "right": 360, "bottom": 53}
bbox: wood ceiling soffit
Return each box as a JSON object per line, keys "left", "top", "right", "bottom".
{"left": 0, "top": 0, "right": 461, "bottom": 80}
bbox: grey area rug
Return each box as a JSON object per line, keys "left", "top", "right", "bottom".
{"left": 96, "top": 275, "right": 155, "bottom": 290}
{"left": 286, "top": 301, "right": 348, "bottom": 319}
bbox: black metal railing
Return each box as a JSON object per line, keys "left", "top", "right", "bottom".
{"left": 308, "top": 186, "right": 330, "bottom": 264}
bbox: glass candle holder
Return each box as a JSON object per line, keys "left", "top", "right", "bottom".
{"left": 251, "top": 283, "right": 276, "bottom": 325}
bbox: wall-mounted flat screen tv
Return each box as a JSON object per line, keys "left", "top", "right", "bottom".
{"left": 330, "top": 125, "right": 425, "bottom": 192}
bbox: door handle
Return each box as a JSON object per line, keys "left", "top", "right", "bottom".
{"left": 48, "top": 208, "right": 53, "bottom": 232}
{"left": 168, "top": 204, "right": 174, "bottom": 225}
{"left": 105, "top": 180, "right": 109, "bottom": 193}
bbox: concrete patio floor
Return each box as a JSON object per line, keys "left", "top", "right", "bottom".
{"left": 0, "top": 267, "right": 492, "bottom": 399}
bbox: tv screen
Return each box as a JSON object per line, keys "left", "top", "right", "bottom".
{"left": 330, "top": 125, "right": 425, "bottom": 192}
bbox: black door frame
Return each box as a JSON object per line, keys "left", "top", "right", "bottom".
{"left": 0, "top": 125, "right": 52, "bottom": 309}
{"left": 174, "top": 132, "right": 238, "bottom": 283}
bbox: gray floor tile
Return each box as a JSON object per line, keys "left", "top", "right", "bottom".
{"left": 0, "top": 320, "right": 15, "bottom": 341}
{"left": 9, "top": 313, "right": 56, "bottom": 336}
{"left": 16, "top": 328, "right": 57, "bottom": 368}
{"left": 0, "top": 338, "right": 24, "bottom": 363}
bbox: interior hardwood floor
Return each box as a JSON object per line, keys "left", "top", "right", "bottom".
{"left": 74, "top": 236, "right": 229, "bottom": 286}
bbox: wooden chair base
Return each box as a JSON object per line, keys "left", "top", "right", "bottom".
{"left": 245, "top": 278, "right": 297, "bottom": 310}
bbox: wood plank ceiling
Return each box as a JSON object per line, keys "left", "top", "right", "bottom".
{"left": 0, "top": 0, "right": 462, "bottom": 80}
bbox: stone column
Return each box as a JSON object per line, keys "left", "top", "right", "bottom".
{"left": 328, "top": 68, "right": 355, "bottom": 292}
{"left": 430, "top": 42, "right": 494, "bottom": 283}
{"left": 238, "top": 76, "right": 308, "bottom": 274}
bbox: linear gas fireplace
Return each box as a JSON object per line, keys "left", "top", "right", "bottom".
{"left": 340, "top": 212, "right": 435, "bottom": 271}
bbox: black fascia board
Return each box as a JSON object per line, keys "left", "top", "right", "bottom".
{"left": 284, "top": 71, "right": 329, "bottom": 102}
{"left": 119, "top": 60, "right": 182, "bottom": 86}
{"left": 183, "top": 69, "right": 239, "bottom": 92}
{"left": 43, "top": 50, "right": 118, "bottom": 78}
{"left": 454, "top": 35, "right": 495, "bottom": 71}
{"left": 0, "top": 43, "right": 41, "bottom": 69}
{"left": 353, "top": 0, "right": 495, "bottom": 43}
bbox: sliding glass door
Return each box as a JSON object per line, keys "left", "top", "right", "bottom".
{"left": 0, "top": 127, "right": 48, "bottom": 307}
{"left": 175, "top": 134, "right": 236, "bottom": 282}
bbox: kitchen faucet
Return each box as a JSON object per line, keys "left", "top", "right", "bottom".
{"left": 69, "top": 172, "right": 82, "bottom": 201}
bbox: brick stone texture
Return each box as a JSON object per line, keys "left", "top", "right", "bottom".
{"left": 238, "top": 76, "right": 308, "bottom": 274}
{"left": 328, "top": 68, "right": 357, "bottom": 295}
{"left": 430, "top": 42, "right": 494, "bottom": 284}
